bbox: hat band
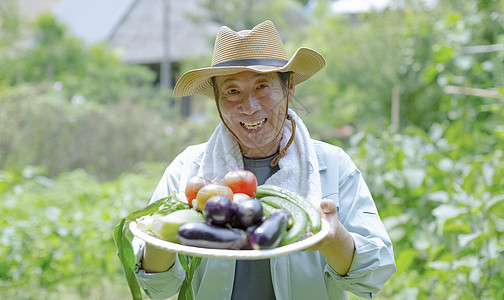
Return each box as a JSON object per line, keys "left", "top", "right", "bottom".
{"left": 212, "top": 58, "right": 288, "bottom": 68}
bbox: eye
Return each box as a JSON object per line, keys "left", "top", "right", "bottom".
{"left": 227, "top": 88, "right": 239, "bottom": 94}
{"left": 221, "top": 87, "right": 241, "bottom": 102}
{"left": 257, "top": 83, "right": 268, "bottom": 89}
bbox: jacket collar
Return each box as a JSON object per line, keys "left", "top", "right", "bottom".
{"left": 314, "top": 144, "right": 328, "bottom": 171}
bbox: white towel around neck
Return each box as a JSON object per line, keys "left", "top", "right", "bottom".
{"left": 199, "top": 109, "right": 322, "bottom": 207}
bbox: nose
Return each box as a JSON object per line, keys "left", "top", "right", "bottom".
{"left": 240, "top": 93, "right": 261, "bottom": 115}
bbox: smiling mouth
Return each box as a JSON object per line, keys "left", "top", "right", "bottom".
{"left": 241, "top": 119, "right": 266, "bottom": 130}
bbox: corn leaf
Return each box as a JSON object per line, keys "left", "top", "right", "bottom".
{"left": 177, "top": 254, "right": 202, "bottom": 300}
{"left": 113, "top": 193, "right": 186, "bottom": 300}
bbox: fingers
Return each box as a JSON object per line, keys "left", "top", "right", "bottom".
{"left": 320, "top": 198, "right": 337, "bottom": 214}
{"left": 318, "top": 199, "right": 340, "bottom": 228}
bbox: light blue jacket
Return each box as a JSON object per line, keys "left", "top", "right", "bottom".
{"left": 134, "top": 140, "right": 396, "bottom": 299}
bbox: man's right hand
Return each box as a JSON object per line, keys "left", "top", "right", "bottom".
{"left": 142, "top": 242, "right": 176, "bottom": 273}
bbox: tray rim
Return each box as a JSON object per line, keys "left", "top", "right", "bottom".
{"left": 129, "top": 219, "right": 329, "bottom": 260}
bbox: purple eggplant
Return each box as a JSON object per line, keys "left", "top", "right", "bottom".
{"left": 249, "top": 210, "right": 290, "bottom": 250}
{"left": 204, "top": 195, "right": 234, "bottom": 226}
{"left": 235, "top": 198, "right": 264, "bottom": 228}
{"left": 177, "top": 222, "right": 247, "bottom": 249}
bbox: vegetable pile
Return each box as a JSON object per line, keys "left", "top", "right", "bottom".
{"left": 113, "top": 170, "right": 322, "bottom": 300}
{"left": 137, "top": 170, "right": 321, "bottom": 251}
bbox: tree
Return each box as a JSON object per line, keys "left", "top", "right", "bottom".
{"left": 188, "top": 0, "right": 309, "bottom": 40}
{"left": 295, "top": 0, "right": 503, "bottom": 136}
{"left": 0, "top": 12, "right": 155, "bottom": 104}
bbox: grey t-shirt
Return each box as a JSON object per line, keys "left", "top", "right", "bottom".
{"left": 230, "top": 153, "right": 279, "bottom": 300}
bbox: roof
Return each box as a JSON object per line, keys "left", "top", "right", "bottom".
{"left": 107, "top": 0, "right": 219, "bottom": 63}
{"left": 53, "top": 0, "right": 219, "bottom": 63}
{"left": 54, "top": 0, "right": 136, "bottom": 45}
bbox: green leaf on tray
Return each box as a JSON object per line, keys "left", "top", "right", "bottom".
{"left": 113, "top": 193, "right": 189, "bottom": 300}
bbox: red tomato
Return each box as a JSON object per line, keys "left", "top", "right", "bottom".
{"left": 223, "top": 170, "right": 257, "bottom": 197}
{"left": 195, "top": 183, "right": 234, "bottom": 212}
{"left": 185, "top": 176, "right": 211, "bottom": 208}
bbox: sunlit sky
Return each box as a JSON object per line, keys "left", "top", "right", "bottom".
{"left": 331, "top": 0, "right": 391, "bottom": 13}
{"left": 331, "top": 0, "right": 437, "bottom": 13}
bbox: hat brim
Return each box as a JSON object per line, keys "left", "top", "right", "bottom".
{"left": 173, "top": 47, "right": 325, "bottom": 98}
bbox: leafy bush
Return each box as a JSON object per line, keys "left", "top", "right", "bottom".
{"left": 0, "top": 163, "right": 166, "bottom": 299}
{"left": 0, "top": 83, "right": 219, "bottom": 179}
{"left": 347, "top": 122, "right": 504, "bottom": 299}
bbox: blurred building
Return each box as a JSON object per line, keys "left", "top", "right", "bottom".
{"left": 17, "top": 0, "right": 219, "bottom": 116}
{"left": 54, "top": 0, "right": 218, "bottom": 78}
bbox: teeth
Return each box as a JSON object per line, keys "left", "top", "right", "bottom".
{"left": 241, "top": 119, "right": 265, "bottom": 130}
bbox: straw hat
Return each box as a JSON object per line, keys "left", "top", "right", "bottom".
{"left": 173, "top": 20, "right": 326, "bottom": 98}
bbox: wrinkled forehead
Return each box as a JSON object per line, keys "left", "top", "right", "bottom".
{"left": 214, "top": 71, "right": 280, "bottom": 86}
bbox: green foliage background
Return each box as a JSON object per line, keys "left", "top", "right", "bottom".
{"left": 1, "top": 0, "right": 503, "bottom": 299}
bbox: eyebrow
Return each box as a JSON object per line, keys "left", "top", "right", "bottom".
{"left": 221, "top": 73, "right": 271, "bottom": 84}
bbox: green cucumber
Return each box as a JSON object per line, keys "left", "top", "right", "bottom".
{"left": 260, "top": 196, "right": 308, "bottom": 246}
{"left": 261, "top": 201, "right": 276, "bottom": 217}
{"left": 261, "top": 201, "right": 293, "bottom": 229}
{"left": 256, "top": 185, "right": 321, "bottom": 234}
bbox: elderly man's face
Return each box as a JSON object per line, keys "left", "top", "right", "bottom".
{"left": 215, "top": 71, "right": 294, "bottom": 158}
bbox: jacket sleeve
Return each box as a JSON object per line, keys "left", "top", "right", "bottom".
{"left": 319, "top": 146, "right": 396, "bottom": 298}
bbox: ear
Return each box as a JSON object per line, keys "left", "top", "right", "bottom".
{"left": 288, "top": 72, "right": 295, "bottom": 101}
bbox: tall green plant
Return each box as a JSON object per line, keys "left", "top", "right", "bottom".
{"left": 347, "top": 119, "right": 503, "bottom": 299}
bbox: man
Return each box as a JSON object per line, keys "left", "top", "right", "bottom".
{"left": 134, "top": 20, "right": 396, "bottom": 299}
